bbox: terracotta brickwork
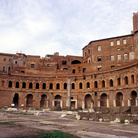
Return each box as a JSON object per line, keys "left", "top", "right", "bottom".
{"left": 0, "top": 12, "right": 138, "bottom": 110}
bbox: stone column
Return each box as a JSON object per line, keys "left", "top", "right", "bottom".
{"left": 82, "top": 100, "right": 85, "bottom": 109}
{"left": 128, "top": 98, "right": 131, "bottom": 106}
{"left": 67, "top": 79, "right": 71, "bottom": 109}
{"left": 107, "top": 98, "right": 109, "bottom": 107}
{"left": 113, "top": 99, "right": 116, "bottom": 107}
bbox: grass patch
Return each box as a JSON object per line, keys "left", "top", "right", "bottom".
{"left": 11, "top": 131, "right": 79, "bottom": 138}
{"left": 0, "top": 121, "right": 15, "bottom": 126}
{"left": 0, "top": 121, "right": 23, "bottom": 128}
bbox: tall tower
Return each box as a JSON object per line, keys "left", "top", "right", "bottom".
{"left": 133, "top": 12, "right": 138, "bottom": 60}
{"left": 133, "top": 12, "right": 138, "bottom": 33}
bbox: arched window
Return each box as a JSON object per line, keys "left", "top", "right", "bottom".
{"left": 131, "top": 75, "right": 134, "bottom": 84}
{"left": 16, "top": 82, "right": 19, "bottom": 88}
{"left": 8, "top": 81, "right": 12, "bottom": 88}
{"left": 79, "top": 82, "right": 82, "bottom": 89}
{"left": 110, "top": 79, "right": 113, "bottom": 87}
{"left": 117, "top": 78, "right": 121, "bottom": 86}
{"left": 29, "top": 82, "right": 33, "bottom": 89}
{"left": 56, "top": 83, "right": 60, "bottom": 89}
{"left": 71, "top": 60, "right": 81, "bottom": 64}
{"left": 94, "top": 81, "right": 98, "bottom": 88}
{"left": 36, "top": 83, "right": 39, "bottom": 89}
{"left": 64, "top": 83, "right": 67, "bottom": 89}
{"left": 102, "top": 80, "right": 105, "bottom": 87}
{"left": 22, "top": 82, "right": 26, "bottom": 88}
{"left": 42, "top": 83, "right": 46, "bottom": 89}
{"left": 124, "top": 76, "right": 128, "bottom": 84}
{"left": 72, "top": 83, "right": 75, "bottom": 89}
{"left": 49, "top": 83, "right": 53, "bottom": 89}
{"left": 87, "top": 82, "right": 90, "bottom": 88}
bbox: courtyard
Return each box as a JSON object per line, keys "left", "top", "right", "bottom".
{"left": 0, "top": 109, "right": 138, "bottom": 138}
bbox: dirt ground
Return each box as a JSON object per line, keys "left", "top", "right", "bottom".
{"left": 0, "top": 109, "right": 138, "bottom": 138}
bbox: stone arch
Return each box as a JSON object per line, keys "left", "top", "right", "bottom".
{"left": 54, "top": 94, "right": 62, "bottom": 108}
{"left": 26, "top": 94, "right": 33, "bottom": 107}
{"left": 84, "top": 94, "right": 92, "bottom": 109}
{"left": 71, "top": 60, "right": 81, "bottom": 64}
{"left": 55, "top": 95, "right": 61, "bottom": 99}
{"left": 131, "top": 91, "right": 137, "bottom": 106}
{"left": 100, "top": 93, "right": 107, "bottom": 107}
{"left": 116, "top": 92, "right": 123, "bottom": 107}
{"left": 40, "top": 94, "right": 47, "bottom": 108}
{"left": 13, "top": 93, "right": 19, "bottom": 108}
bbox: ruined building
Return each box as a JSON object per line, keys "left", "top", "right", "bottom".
{"left": 0, "top": 12, "right": 138, "bottom": 110}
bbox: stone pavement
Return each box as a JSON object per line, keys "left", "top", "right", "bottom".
{"left": 0, "top": 110, "right": 138, "bottom": 138}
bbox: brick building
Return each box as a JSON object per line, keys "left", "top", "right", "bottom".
{"left": 0, "top": 12, "right": 138, "bottom": 110}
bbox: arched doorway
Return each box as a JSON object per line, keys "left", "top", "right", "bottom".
{"left": 131, "top": 91, "right": 137, "bottom": 106}
{"left": 13, "top": 93, "right": 19, "bottom": 108}
{"left": 26, "top": 94, "right": 33, "bottom": 107}
{"left": 116, "top": 92, "right": 123, "bottom": 107}
{"left": 84, "top": 94, "right": 92, "bottom": 109}
{"left": 100, "top": 93, "right": 107, "bottom": 107}
{"left": 40, "top": 94, "right": 47, "bottom": 108}
{"left": 54, "top": 95, "right": 62, "bottom": 108}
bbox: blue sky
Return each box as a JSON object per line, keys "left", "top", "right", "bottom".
{"left": 0, "top": 0, "right": 138, "bottom": 57}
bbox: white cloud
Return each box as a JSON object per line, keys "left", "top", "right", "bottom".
{"left": 0, "top": 0, "right": 138, "bottom": 57}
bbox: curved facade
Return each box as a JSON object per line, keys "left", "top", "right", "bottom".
{"left": 0, "top": 12, "right": 138, "bottom": 110}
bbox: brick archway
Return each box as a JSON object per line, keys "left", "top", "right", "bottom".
{"left": 26, "top": 94, "right": 33, "bottom": 107}
{"left": 131, "top": 91, "right": 137, "bottom": 106}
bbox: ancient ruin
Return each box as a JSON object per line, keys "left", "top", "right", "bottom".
{"left": 0, "top": 12, "right": 138, "bottom": 120}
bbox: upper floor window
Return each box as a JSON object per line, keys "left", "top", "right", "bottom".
{"left": 31, "top": 64, "right": 34, "bottom": 68}
{"left": 117, "top": 54, "right": 121, "bottom": 60}
{"left": 72, "top": 69, "right": 75, "bottom": 74}
{"left": 62, "top": 60, "right": 67, "bottom": 65}
{"left": 129, "top": 52, "right": 134, "bottom": 59}
{"left": 111, "top": 55, "right": 114, "bottom": 61}
{"left": 83, "top": 68, "right": 86, "bottom": 73}
{"left": 9, "top": 58, "right": 11, "bottom": 62}
{"left": 88, "top": 49, "right": 90, "bottom": 54}
{"left": 97, "top": 45, "right": 101, "bottom": 51}
{"left": 123, "top": 39, "right": 126, "bottom": 44}
{"left": 124, "top": 53, "right": 128, "bottom": 60}
{"left": 88, "top": 58, "right": 91, "bottom": 63}
{"left": 64, "top": 83, "right": 67, "bottom": 89}
{"left": 110, "top": 41, "right": 114, "bottom": 46}
{"left": 3, "top": 58, "right": 6, "bottom": 61}
{"left": 117, "top": 40, "right": 120, "bottom": 45}
{"left": 98, "top": 67, "right": 102, "bottom": 71}
{"left": 97, "top": 56, "right": 101, "bottom": 62}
